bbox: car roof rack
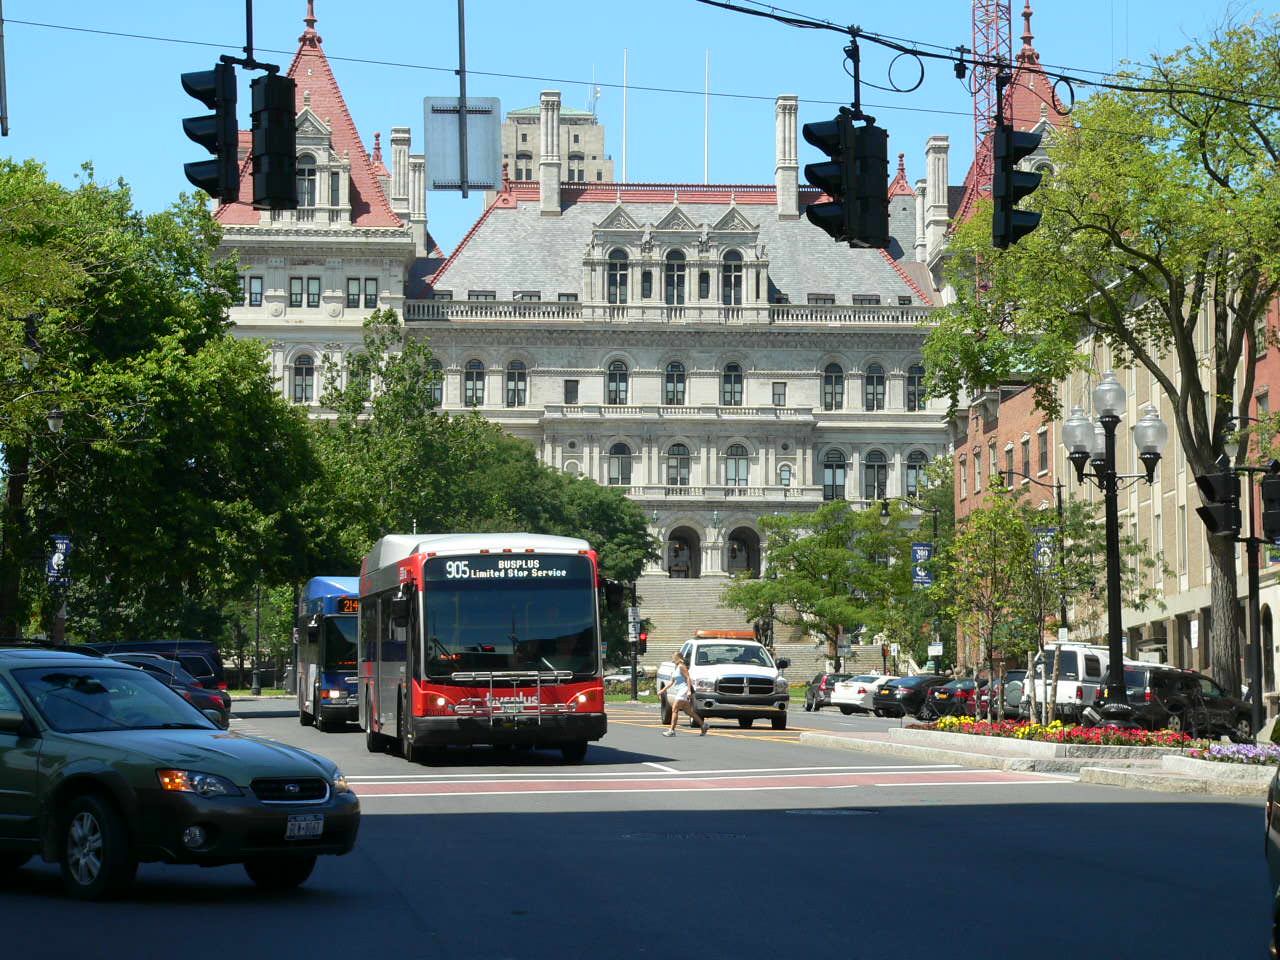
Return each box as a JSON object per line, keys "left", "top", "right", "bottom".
{"left": 0, "top": 639, "right": 107, "bottom": 657}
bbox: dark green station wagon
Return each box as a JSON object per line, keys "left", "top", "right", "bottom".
{"left": 0, "top": 645, "right": 360, "bottom": 899}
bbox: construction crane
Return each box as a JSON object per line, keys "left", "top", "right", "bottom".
{"left": 970, "top": 0, "right": 1012, "bottom": 206}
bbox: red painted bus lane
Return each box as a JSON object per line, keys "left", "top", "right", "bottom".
{"left": 352, "top": 768, "right": 1070, "bottom": 798}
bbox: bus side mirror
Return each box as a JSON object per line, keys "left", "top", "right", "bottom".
{"left": 390, "top": 593, "right": 411, "bottom": 626}
{"left": 306, "top": 617, "right": 320, "bottom": 642}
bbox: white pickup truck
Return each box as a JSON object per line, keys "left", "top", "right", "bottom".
{"left": 656, "top": 632, "right": 791, "bottom": 730}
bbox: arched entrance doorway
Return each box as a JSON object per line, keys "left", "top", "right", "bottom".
{"left": 667, "top": 526, "right": 701, "bottom": 578}
{"left": 725, "top": 526, "right": 761, "bottom": 578}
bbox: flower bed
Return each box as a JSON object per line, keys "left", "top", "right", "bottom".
{"left": 1186, "top": 742, "right": 1280, "bottom": 765}
{"left": 924, "top": 714, "right": 1196, "bottom": 748}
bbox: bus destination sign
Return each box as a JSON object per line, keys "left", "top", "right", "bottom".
{"left": 338, "top": 597, "right": 358, "bottom": 613}
{"left": 425, "top": 555, "right": 586, "bottom": 583}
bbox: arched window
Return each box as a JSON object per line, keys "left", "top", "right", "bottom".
{"left": 906, "top": 363, "right": 926, "bottom": 411}
{"left": 607, "top": 442, "right": 632, "bottom": 486}
{"left": 428, "top": 359, "right": 443, "bottom": 406}
{"left": 607, "top": 360, "right": 629, "bottom": 405}
{"left": 505, "top": 360, "right": 527, "bottom": 407}
{"left": 464, "top": 359, "right": 485, "bottom": 407}
{"left": 779, "top": 464, "right": 792, "bottom": 488}
{"left": 291, "top": 354, "right": 314, "bottom": 404}
{"left": 515, "top": 153, "right": 533, "bottom": 181}
{"left": 822, "top": 363, "right": 845, "bottom": 411}
{"left": 607, "top": 249, "right": 629, "bottom": 304}
{"left": 296, "top": 153, "right": 317, "bottom": 207}
{"left": 664, "top": 251, "right": 686, "bottom": 305}
{"left": 721, "top": 363, "right": 744, "bottom": 406}
{"left": 666, "top": 443, "right": 691, "bottom": 486}
{"left": 721, "top": 250, "right": 743, "bottom": 305}
{"left": 863, "top": 450, "right": 888, "bottom": 502}
{"left": 664, "top": 361, "right": 686, "bottom": 405}
{"left": 822, "top": 450, "right": 847, "bottom": 501}
{"left": 906, "top": 451, "right": 929, "bottom": 499}
{"left": 865, "top": 363, "right": 886, "bottom": 411}
{"left": 725, "top": 443, "right": 749, "bottom": 487}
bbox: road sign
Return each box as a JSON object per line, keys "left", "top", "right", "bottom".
{"left": 627, "top": 606, "right": 641, "bottom": 626}
{"left": 1033, "top": 527, "right": 1057, "bottom": 570}
{"left": 911, "top": 542, "right": 934, "bottom": 588}
{"left": 928, "top": 642, "right": 944, "bottom": 657}
{"left": 424, "top": 97, "right": 502, "bottom": 191}
{"left": 47, "top": 535, "right": 71, "bottom": 586}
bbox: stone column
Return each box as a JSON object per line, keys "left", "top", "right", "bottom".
{"left": 925, "top": 135, "right": 950, "bottom": 263}
{"left": 538, "top": 91, "right": 562, "bottom": 217}
{"left": 774, "top": 95, "right": 799, "bottom": 219}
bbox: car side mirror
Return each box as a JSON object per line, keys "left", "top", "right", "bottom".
{"left": 202, "top": 708, "right": 229, "bottom": 729}
{"left": 0, "top": 709, "right": 26, "bottom": 733}
{"left": 776, "top": 658, "right": 790, "bottom": 670}
{"left": 390, "top": 592, "right": 411, "bottom": 626}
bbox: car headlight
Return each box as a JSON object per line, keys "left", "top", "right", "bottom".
{"left": 774, "top": 677, "right": 789, "bottom": 693}
{"left": 157, "top": 769, "right": 242, "bottom": 798}
{"left": 694, "top": 678, "right": 714, "bottom": 692}
{"left": 331, "top": 771, "right": 352, "bottom": 795}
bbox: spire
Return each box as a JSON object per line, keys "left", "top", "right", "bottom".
{"left": 887, "top": 152, "right": 914, "bottom": 199}
{"left": 372, "top": 131, "right": 382, "bottom": 164}
{"left": 1016, "top": 1, "right": 1038, "bottom": 65}
{"left": 300, "top": 0, "right": 322, "bottom": 46}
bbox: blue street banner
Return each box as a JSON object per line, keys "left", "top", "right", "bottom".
{"left": 1033, "top": 527, "right": 1057, "bottom": 571}
{"left": 911, "top": 542, "right": 934, "bottom": 588}
{"left": 47, "top": 535, "right": 71, "bottom": 586}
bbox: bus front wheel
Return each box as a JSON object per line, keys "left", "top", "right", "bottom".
{"left": 560, "top": 741, "right": 588, "bottom": 763}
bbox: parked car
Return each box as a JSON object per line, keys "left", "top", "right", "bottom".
{"left": 1088, "top": 664, "right": 1254, "bottom": 741}
{"left": 1022, "top": 644, "right": 1110, "bottom": 721}
{"left": 831, "top": 674, "right": 898, "bottom": 715}
{"left": 921, "top": 677, "right": 987, "bottom": 719}
{"left": 979, "top": 669, "right": 1026, "bottom": 720}
{"left": 0, "top": 644, "right": 359, "bottom": 899}
{"left": 803, "top": 672, "right": 851, "bottom": 711}
{"left": 1265, "top": 768, "right": 1280, "bottom": 954}
{"left": 108, "top": 653, "right": 232, "bottom": 728}
{"left": 872, "top": 675, "right": 949, "bottom": 719}
{"left": 84, "top": 639, "right": 226, "bottom": 691}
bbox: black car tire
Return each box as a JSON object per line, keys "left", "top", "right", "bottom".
{"left": 873, "top": 708, "right": 885, "bottom": 717}
{"left": 771, "top": 715, "right": 786, "bottom": 731}
{"left": 0, "top": 851, "right": 30, "bottom": 872}
{"left": 560, "top": 741, "right": 588, "bottom": 763}
{"left": 60, "top": 794, "right": 137, "bottom": 901}
{"left": 803, "top": 697, "right": 812, "bottom": 712}
{"left": 660, "top": 697, "right": 672, "bottom": 726}
{"left": 1233, "top": 715, "right": 1254, "bottom": 743}
{"left": 738, "top": 718, "right": 754, "bottom": 729}
{"left": 244, "top": 854, "right": 316, "bottom": 891}
{"left": 1166, "top": 711, "right": 1184, "bottom": 734}
{"left": 364, "top": 696, "right": 386, "bottom": 754}
{"left": 839, "top": 706, "right": 854, "bottom": 716}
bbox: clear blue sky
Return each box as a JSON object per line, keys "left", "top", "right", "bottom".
{"left": 0, "top": 0, "right": 1256, "bottom": 254}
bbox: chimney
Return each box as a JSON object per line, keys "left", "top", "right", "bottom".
{"left": 774, "top": 95, "right": 799, "bottom": 219}
{"left": 913, "top": 179, "right": 927, "bottom": 262}
{"left": 539, "top": 90, "right": 562, "bottom": 217}
{"left": 925, "top": 135, "right": 950, "bottom": 263}
{"left": 390, "top": 126, "right": 411, "bottom": 215}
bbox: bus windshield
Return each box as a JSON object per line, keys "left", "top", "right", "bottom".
{"left": 324, "top": 615, "right": 358, "bottom": 671}
{"left": 422, "top": 554, "right": 597, "bottom": 677}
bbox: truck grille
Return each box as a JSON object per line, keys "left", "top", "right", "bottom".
{"left": 716, "top": 676, "right": 775, "bottom": 696}
{"left": 251, "top": 777, "right": 329, "bottom": 803}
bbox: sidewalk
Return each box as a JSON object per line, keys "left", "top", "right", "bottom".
{"left": 799, "top": 727, "right": 1271, "bottom": 799}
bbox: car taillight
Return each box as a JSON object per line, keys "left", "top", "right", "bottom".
{"left": 857, "top": 687, "right": 867, "bottom": 694}
{"left": 1144, "top": 687, "right": 1153, "bottom": 703}
{"left": 820, "top": 678, "right": 828, "bottom": 690}
{"left": 192, "top": 681, "right": 204, "bottom": 688}
{"left": 216, "top": 682, "right": 228, "bottom": 691}
{"left": 1075, "top": 685, "right": 1083, "bottom": 701}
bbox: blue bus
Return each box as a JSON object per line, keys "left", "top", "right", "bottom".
{"left": 297, "top": 576, "right": 360, "bottom": 731}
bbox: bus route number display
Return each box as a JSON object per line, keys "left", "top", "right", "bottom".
{"left": 427, "top": 555, "right": 583, "bottom": 583}
{"left": 338, "top": 597, "right": 358, "bottom": 613}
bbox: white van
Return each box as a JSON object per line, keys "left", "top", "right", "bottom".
{"left": 1022, "top": 643, "right": 1111, "bottom": 722}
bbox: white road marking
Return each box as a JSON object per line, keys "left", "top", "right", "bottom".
{"left": 343, "top": 763, "right": 964, "bottom": 783}
{"left": 643, "top": 762, "right": 679, "bottom": 773}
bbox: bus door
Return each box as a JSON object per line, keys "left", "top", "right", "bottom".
{"left": 374, "top": 592, "right": 409, "bottom": 735}
{"left": 297, "top": 614, "right": 321, "bottom": 716}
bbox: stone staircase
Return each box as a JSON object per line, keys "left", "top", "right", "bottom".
{"left": 630, "top": 575, "right": 915, "bottom": 681}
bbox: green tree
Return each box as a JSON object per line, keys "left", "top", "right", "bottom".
{"left": 720, "top": 500, "right": 917, "bottom": 670}
{"left": 923, "top": 19, "right": 1280, "bottom": 693}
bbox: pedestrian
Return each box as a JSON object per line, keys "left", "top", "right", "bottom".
{"left": 659, "top": 651, "right": 708, "bottom": 737}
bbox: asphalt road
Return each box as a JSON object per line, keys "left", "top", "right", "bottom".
{"left": 1, "top": 699, "right": 1270, "bottom": 960}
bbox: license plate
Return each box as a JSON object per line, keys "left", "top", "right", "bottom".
{"left": 286, "top": 815, "right": 324, "bottom": 839}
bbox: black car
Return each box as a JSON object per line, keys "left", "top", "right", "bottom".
{"left": 85, "top": 640, "right": 226, "bottom": 691}
{"left": 109, "top": 654, "right": 232, "bottom": 728}
{"left": 979, "top": 670, "right": 1026, "bottom": 720}
{"left": 1090, "top": 664, "right": 1253, "bottom": 741}
{"left": 1265, "top": 769, "right": 1280, "bottom": 954}
{"left": 872, "top": 675, "right": 949, "bottom": 719}
{"left": 803, "top": 672, "right": 851, "bottom": 712}
{"left": 922, "top": 677, "right": 987, "bottom": 719}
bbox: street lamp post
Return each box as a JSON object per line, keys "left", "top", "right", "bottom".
{"left": 1001, "top": 470, "right": 1069, "bottom": 635}
{"left": 252, "top": 582, "right": 262, "bottom": 696}
{"left": 1062, "top": 373, "right": 1168, "bottom": 704}
{"left": 880, "top": 496, "right": 942, "bottom": 670}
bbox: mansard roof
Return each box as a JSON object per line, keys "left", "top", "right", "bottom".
{"left": 215, "top": 2, "right": 402, "bottom": 229}
{"left": 426, "top": 182, "right": 935, "bottom": 305}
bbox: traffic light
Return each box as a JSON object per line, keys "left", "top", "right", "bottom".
{"left": 1261, "top": 464, "right": 1280, "bottom": 543}
{"left": 250, "top": 72, "right": 298, "bottom": 210}
{"left": 992, "top": 123, "right": 1043, "bottom": 249}
{"left": 636, "top": 631, "right": 648, "bottom": 656}
{"left": 802, "top": 110, "right": 889, "bottom": 249}
{"left": 1195, "top": 463, "right": 1241, "bottom": 539}
{"left": 181, "top": 62, "right": 238, "bottom": 202}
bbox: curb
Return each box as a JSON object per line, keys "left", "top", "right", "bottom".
{"left": 799, "top": 731, "right": 1043, "bottom": 773}
{"left": 1078, "top": 765, "right": 1268, "bottom": 799}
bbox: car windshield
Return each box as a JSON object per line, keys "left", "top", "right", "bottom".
{"left": 894, "top": 676, "right": 929, "bottom": 688}
{"left": 693, "top": 644, "right": 774, "bottom": 667}
{"left": 851, "top": 675, "right": 881, "bottom": 683}
{"left": 1100, "top": 668, "right": 1156, "bottom": 698}
{"left": 1035, "top": 650, "right": 1080, "bottom": 681}
{"left": 176, "top": 655, "right": 214, "bottom": 678}
{"left": 14, "top": 666, "right": 214, "bottom": 733}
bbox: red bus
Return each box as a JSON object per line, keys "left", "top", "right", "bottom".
{"left": 358, "top": 532, "right": 607, "bottom": 763}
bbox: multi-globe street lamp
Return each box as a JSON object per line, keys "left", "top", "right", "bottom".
{"left": 1062, "top": 372, "right": 1168, "bottom": 704}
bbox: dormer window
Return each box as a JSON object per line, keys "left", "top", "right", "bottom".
{"left": 297, "top": 153, "right": 317, "bottom": 207}
{"left": 607, "top": 250, "right": 629, "bottom": 305}
{"left": 721, "top": 250, "right": 743, "bottom": 306}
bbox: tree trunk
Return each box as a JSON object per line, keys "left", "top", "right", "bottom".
{"left": 1207, "top": 533, "right": 1243, "bottom": 695}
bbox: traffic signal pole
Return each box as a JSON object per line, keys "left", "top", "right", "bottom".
{"left": 1246, "top": 477, "right": 1265, "bottom": 735}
